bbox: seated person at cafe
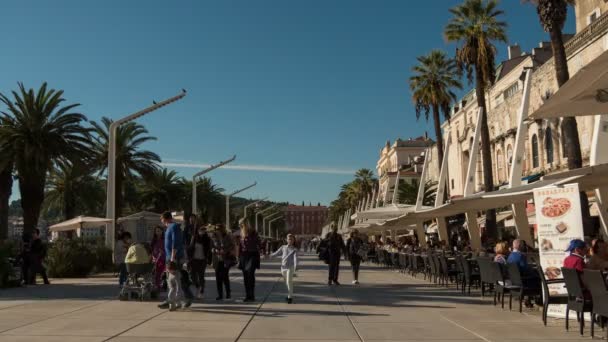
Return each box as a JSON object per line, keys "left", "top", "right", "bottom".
{"left": 587, "top": 239, "right": 608, "bottom": 271}
{"left": 563, "top": 239, "right": 587, "bottom": 273}
{"left": 493, "top": 242, "right": 508, "bottom": 264}
{"left": 507, "top": 239, "right": 540, "bottom": 288}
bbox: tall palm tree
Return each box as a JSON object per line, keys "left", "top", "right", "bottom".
{"left": 179, "top": 177, "right": 224, "bottom": 223}
{"left": 445, "top": 0, "right": 507, "bottom": 239}
{"left": 138, "top": 168, "right": 183, "bottom": 213}
{"left": 398, "top": 180, "right": 438, "bottom": 206}
{"left": 354, "top": 168, "right": 376, "bottom": 195}
{"left": 409, "top": 50, "right": 462, "bottom": 165}
{"left": 0, "top": 83, "right": 92, "bottom": 235}
{"left": 0, "top": 163, "right": 12, "bottom": 240}
{"left": 44, "top": 160, "right": 105, "bottom": 220}
{"left": 525, "top": 0, "right": 580, "bottom": 169}
{"left": 91, "top": 117, "right": 160, "bottom": 218}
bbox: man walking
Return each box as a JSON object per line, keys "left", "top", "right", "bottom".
{"left": 29, "top": 229, "right": 50, "bottom": 285}
{"left": 325, "top": 224, "right": 345, "bottom": 285}
{"left": 158, "top": 211, "right": 193, "bottom": 309}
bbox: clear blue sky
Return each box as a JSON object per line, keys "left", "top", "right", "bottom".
{"left": 2, "top": 0, "right": 574, "bottom": 206}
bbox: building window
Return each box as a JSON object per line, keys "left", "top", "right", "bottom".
{"left": 532, "top": 134, "right": 539, "bottom": 168}
{"left": 503, "top": 82, "right": 519, "bottom": 99}
{"left": 451, "top": 179, "right": 454, "bottom": 189}
{"left": 496, "top": 149, "right": 504, "bottom": 182}
{"left": 545, "top": 127, "right": 554, "bottom": 164}
{"left": 588, "top": 8, "right": 601, "bottom": 25}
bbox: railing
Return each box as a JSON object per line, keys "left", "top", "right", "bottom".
{"left": 565, "top": 11, "right": 608, "bottom": 56}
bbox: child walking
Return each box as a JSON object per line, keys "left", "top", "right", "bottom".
{"left": 270, "top": 234, "right": 299, "bottom": 304}
{"left": 166, "top": 261, "right": 182, "bottom": 311}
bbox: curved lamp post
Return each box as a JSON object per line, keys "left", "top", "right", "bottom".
{"left": 268, "top": 215, "right": 283, "bottom": 239}
{"left": 106, "top": 90, "right": 186, "bottom": 250}
{"left": 225, "top": 182, "right": 257, "bottom": 230}
{"left": 192, "top": 155, "right": 236, "bottom": 216}
{"left": 256, "top": 204, "right": 277, "bottom": 236}
{"left": 244, "top": 197, "right": 269, "bottom": 218}
{"left": 262, "top": 211, "right": 282, "bottom": 238}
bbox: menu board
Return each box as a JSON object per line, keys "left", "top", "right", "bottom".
{"left": 533, "top": 183, "right": 584, "bottom": 318}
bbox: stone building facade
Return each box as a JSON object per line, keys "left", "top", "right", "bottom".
{"left": 443, "top": 1, "right": 608, "bottom": 198}
{"left": 375, "top": 136, "right": 438, "bottom": 203}
{"left": 283, "top": 204, "right": 329, "bottom": 236}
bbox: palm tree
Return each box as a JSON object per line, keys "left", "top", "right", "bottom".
{"left": 354, "top": 168, "right": 376, "bottom": 195}
{"left": 445, "top": 0, "right": 507, "bottom": 239}
{"left": 0, "top": 163, "right": 12, "bottom": 240}
{"left": 44, "top": 160, "right": 105, "bottom": 220}
{"left": 138, "top": 168, "right": 184, "bottom": 213}
{"left": 91, "top": 117, "right": 160, "bottom": 218}
{"left": 0, "top": 83, "right": 92, "bottom": 235}
{"left": 398, "top": 180, "right": 438, "bottom": 206}
{"left": 179, "top": 177, "right": 224, "bottom": 223}
{"left": 525, "top": 0, "right": 581, "bottom": 169}
{"left": 409, "top": 50, "right": 462, "bottom": 165}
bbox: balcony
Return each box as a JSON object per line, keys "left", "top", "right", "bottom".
{"left": 565, "top": 11, "right": 608, "bottom": 56}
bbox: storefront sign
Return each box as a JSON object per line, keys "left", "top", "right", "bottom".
{"left": 533, "top": 183, "right": 584, "bottom": 318}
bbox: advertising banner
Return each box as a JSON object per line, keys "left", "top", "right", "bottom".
{"left": 533, "top": 183, "right": 584, "bottom": 318}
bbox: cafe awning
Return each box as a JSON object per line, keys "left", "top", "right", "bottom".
{"left": 530, "top": 49, "right": 608, "bottom": 119}
{"left": 352, "top": 204, "right": 416, "bottom": 221}
{"left": 49, "top": 216, "right": 111, "bottom": 232}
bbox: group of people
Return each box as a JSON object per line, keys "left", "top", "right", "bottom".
{"left": 317, "top": 225, "right": 369, "bottom": 285}
{"left": 114, "top": 212, "right": 300, "bottom": 311}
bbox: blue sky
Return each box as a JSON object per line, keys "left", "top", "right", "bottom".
{"left": 2, "top": 1, "right": 574, "bottom": 206}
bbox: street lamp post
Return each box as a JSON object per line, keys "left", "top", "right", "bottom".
{"left": 192, "top": 155, "right": 236, "bottom": 216}
{"left": 268, "top": 216, "right": 283, "bottom": 239}
{"left": 255, "top": 204, "right": 278, "bottom": 236}
{"left": 244, "top": 197, "right": 269, "bottom": 218}
{"left": 225, "top": 182, "right": 257, "bottom": 230}
{"left": 106, "top": 90, "right": 186, "bottom": 250}
{"left": 263, "top": 212, "right": 282, "bottom": 238}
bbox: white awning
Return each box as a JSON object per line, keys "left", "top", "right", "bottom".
{"left": 530, "top": 49, "right": 608, "bottom": 119}
{"left": 352, "top": 204, "right": 416, "bottom": 221}
{"left": 49, "top": 216, "right": 111, "bottom": 232}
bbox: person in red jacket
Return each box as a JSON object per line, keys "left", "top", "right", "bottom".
{"left": 563, "top": 239, "right": 588, "bottom": 272}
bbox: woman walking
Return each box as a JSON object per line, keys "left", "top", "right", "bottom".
{"left": 211, "top": 226, "right": 235, "bottom": 300}
{"left": 348, "top": 229, "right": 364, "bottom": 285}
{"left": 238, "top": 219, "right": 261, "bottom": 302}
{"left": 151, "top": 226, "right": 166, "bottom": 291}
{"left": 187, "top": 225, "right": 212, "bottom": 298}
{"left": 270, "top": 234, "right": 299, "bottom": 303}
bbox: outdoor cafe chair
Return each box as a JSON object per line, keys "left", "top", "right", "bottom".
{"left": 561, "top": 267, "right": 593, "bottom": 336}
{"left": 507, "top": 263, "right": 541, "bottom": 313}
{"left": 583, "top": 270, "right": 608, "bottom": 339}
{"left": 537, "top": 266, "right": 568, "bottom": 326}
{"left": 489, "top": 262, "right": 514, "bottom": 308}
{"left": 477, "top": 257, "right": 495, "bottom": 298}
{"left": 421, "top": 254, "right": 431, "bottom": 281}
{"left": 439, "top": 254, "right": 458, "bottom": 287}
{"left": 458, "top": 256, "right": 480, "bottom": 295}
{"left": 429, "top": 254, "right": 439, "bottom": 284}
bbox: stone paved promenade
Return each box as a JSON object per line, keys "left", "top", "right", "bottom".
{"left": 0, "top": 254, "right": 586, "bottom": 341}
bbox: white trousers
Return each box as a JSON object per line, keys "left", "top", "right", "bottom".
{"left": 281, "top": 266, "right": 295, "bottom": 298}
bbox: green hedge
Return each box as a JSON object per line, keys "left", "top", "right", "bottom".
{"left": 47, "top": 238, "right": 113, "bottom": 278}
{"left": 0, "top": 241, "right": 17, "bottom": 287}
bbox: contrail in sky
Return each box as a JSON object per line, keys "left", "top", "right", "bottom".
{"left": 160, "top": 159, "right": 356, "bottom": 175}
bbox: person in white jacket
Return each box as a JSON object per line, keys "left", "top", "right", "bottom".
{"left": 270, "top": 234, "right": 299, "bottom": 303}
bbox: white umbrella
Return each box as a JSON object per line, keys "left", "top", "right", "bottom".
{"left": 530, "top": 49, "right": 608, "bottom": 119}
{"left": 49, "top": 216, "right": 111, "bottom": 232}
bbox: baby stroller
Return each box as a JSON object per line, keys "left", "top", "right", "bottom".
{"left": 118, "top": 262, "right": 158, "bottom": 301}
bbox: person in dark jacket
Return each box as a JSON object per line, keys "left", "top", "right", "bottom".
{"left": 212, "top": 226, "right": 235, "bottom": 300}
{"left": 187, "top": 225, "right": 212, "bottom": 298}
{"left": 238, "top": 218, "right": 261, "bottom": 302}
{"left": 325, "top": 224, "right": 346, "bottom": 285}
{"left": 347, "top": 229, "right": 364, "bottom": 285}
{"left": 29, "top": 229, "right": 50, "bottom": 285}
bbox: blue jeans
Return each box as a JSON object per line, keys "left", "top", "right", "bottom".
{"left": 118, "top": 263, "right": 127, "bottom": 286}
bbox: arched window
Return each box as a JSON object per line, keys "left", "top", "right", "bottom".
{"left": 506, "top": 145, "right": 513, "bottom": 179}
{"left": 532, "top": 134, "right": 539, "bottom": 168}
{"left": 545, "top": 127, "right": 554, "bottom": 164}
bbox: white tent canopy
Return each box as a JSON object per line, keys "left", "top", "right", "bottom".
{"left": 49, "top": 216, "right": 111, "bottom": 232}
{"left": 531, "top": 49, "right": 608, "bottom": 119}
{"left": 352, "top": 204, "right": 416, "bottom": 221}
